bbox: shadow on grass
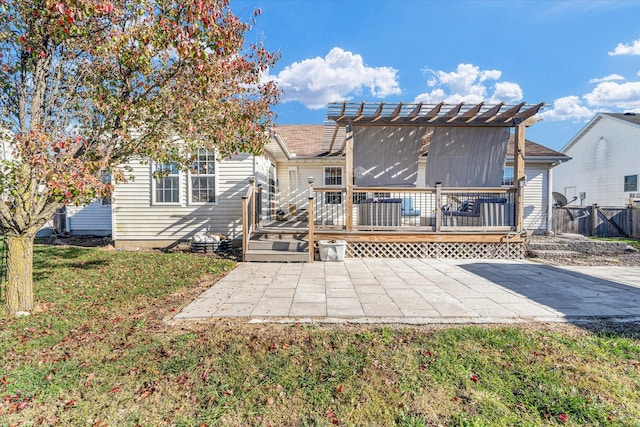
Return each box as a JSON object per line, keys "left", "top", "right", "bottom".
{"left": 459, "top": 261, "right": 640, "bottom": 338}
{"left": 32, "top": 246, "right": 109, "bottom": 282}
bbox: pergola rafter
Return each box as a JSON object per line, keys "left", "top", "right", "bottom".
{"left": 327, "top": 101, "right": 544, "bottom": 128}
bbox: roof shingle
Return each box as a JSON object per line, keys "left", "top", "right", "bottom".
{"left": 273, "top": 124, "right": 567, "bottom": 161}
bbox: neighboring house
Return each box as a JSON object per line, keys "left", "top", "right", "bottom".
{"left": 554, "top": 112, "right": 640, "bottom": 207}
{"left": 64, "top": 202, "right": 112, "bottom": 236}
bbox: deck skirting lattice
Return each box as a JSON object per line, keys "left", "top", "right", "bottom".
{"left": 346, "top": 241, "right": 524, "bottom": 259}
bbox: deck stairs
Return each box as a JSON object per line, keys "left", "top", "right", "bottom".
{"left": 526, "top": 240, "right": 581, "bottom": 259}
{"left": 525, "top": 234, "right": 633, "bottom": 260}
{"left": 244, "top": 228, "right": 310, "bottom": 262}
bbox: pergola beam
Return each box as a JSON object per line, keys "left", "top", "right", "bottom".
{"left": 476, "top": 103, "right": 504, "bottom": 122}
{"left": 390, "top": 103, "right": 404, "bottom": 122}
{"left": 458, "top": 102, "right": 484, "bottom": 123}
{"left": 424, "top": 102, "right": 444, "bottom": 122}
{"left": 493, "top": 102, "right": 526, "bottom": 123}
{"left": 443, "top": 103, "right": 464, "bottom": 122}
{"left": 408, "top": 102, "right": 423, "bottom": 121}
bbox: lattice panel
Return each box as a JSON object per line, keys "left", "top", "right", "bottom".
{"left": 346, "top": 242, "right": 524, "bottom": 259}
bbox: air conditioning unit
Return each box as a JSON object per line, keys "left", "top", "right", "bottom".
{"left": 629, "top": 193, "right": 640, "bottom": 206}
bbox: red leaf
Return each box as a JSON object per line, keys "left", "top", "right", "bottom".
{"left": 108, "top": 386, "right": 120, "bottom": 394}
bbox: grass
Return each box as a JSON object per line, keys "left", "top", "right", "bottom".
{"left": 1, "top": 245, "right": 639, "bottom": 426}
{"left": 590, "top": 236, "right": 640, "bottom": 249}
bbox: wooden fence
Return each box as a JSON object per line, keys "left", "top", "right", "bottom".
{"left": 552, "top": 205, "right": 640, "bottom": 238}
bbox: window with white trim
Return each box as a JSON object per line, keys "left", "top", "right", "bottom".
{"left": 324, "top": 166, "right": 343, "bottom": 204}
{"left": 100, "top": 171, "right": 112, "bottom": 205}
{"left": 190, "top": 149, "right": 216, "bottom": 203}
{"left": 624, "top": 174, "right": 638, "bottom": 192}
{"left": 154, "top": 162, "right": 180, "bottom": 203}
{"left": 502, "top": 166, "right": 514, "bottom": 186}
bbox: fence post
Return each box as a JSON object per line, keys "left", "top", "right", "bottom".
{"left": 308, "top": 177, "right": 315, "bottom": 263}
{"left": 590, "top": 203, "right": 598, "bottom": 236}
{"left": 435, "top": 183, "right": 442, "bottom": 232}
{"left": 249, "top": 177, "right": 256, "bottom": 228}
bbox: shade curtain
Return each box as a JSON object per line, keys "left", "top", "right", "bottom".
{"left": 352, "top": 126, "right": 426, "bottom": 187}
{"left": 424, "top": 127, "right": 510, "bottom": 187}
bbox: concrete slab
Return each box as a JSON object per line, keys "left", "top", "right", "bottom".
{"left": 172, "top": 259, "right": 640, "bottom": 324}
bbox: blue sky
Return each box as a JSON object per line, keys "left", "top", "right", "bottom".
{"left": 232, "top": 0, "right": 640, "bottom": 151}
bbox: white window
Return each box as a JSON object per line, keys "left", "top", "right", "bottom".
{"left": 100, "top": 171, "right": 112, "bottom": 205}
{"left": 624, "top": 175, "right": 638, "bottom": 192}
{"left": 190, "top": 149, "right": 217, "bottom": 204}
{"left": 502, "top": 167, "right": 514, "bottom": 186}
{"left": 324, "top": 166, "right": 343, "bottom": 204}
{"left": 154, "top": 162, "right": 180, "bottom": 204}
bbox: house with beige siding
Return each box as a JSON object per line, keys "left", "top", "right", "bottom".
{"left": 112, "top": 151, "right": 275, "bottom": 249}
{"left": 110, "top": 108, "right": 568, "bottom": 251}
{"left": 267, "top": 124, "right": 568, "bottom": 235}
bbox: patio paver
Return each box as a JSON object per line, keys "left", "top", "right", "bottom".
{"left": 172, "top": 259, "right": 640, "bottom": 324}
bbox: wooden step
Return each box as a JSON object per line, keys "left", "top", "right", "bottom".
{"left": 526, "top": 242, "right": 571, "bottom": 251}
{"left": 248, "top": 239, "right": 308, "bottom": 251}
{"left": 527, "top": 249, "right": 581, "bottom": 258}
{"left": 244, "top": 249, "right": 309, "bottom": 263}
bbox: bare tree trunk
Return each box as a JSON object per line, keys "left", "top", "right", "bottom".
{"left": 4, "top": 234, "right": 35, "bottom": 315}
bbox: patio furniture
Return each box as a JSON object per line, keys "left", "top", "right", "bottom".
{"left": 443, "top": 197, "right": 509, "bottom": 227}
{"left": 401, "top": 198, "right": 421, "bottom": 217}
{"left": 358, "top": 198, "right": 402, "bottom": 226}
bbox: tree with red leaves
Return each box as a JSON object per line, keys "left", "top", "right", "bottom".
{"left": 0, "top": 0, "right": 279, "bottom": 315}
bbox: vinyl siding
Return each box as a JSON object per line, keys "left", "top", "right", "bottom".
{"left": 113, "top": 153, "right": 256, "bottom": 243}
{"left": 522, "top": 165, "right": 549, "bottom": 232}
{"left": 67, "top": 202, "right": 112, "bottom": 235}
{"left": 554, "top": 116, "right": 640, "bottom": 206}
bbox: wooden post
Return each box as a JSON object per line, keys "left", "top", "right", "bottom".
{"left": 435, "top": 183, "right": 442, "bottom": 232}
{"left": 241, "top": 196, "right": 248, "bottom": 262}
{"left": 591, "top": 203, "right": 598, "bottom": 236}
{"left": 307, "top": 177, "right": 315, "bottom": 262}
{"left": 345, "top": 125, "right": 354, "bottom": 232}
{"left": 514, "top": 125, "right": 526, "bottom": 231}
{"left": 308, "top": 196, "right": 315, "bottom": 263}
{"left": 249, "top": 177, "right": 256, "bottom": 228}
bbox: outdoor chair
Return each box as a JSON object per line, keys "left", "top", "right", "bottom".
{"left": 442, "top": 197, "right": 509, "bottom": 227}
{"left": 401, "top": 198, "right": 421, "bottom": 217}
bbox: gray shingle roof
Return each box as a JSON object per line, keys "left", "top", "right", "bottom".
{"left": 273, "top": 124, "right": 567, "bottom": 161}
{"left": 603, "top": 112, "right": 640, "bottom": 126}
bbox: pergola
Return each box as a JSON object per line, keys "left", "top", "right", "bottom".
{"left": 324, "top": 101, "right": 545, "bottom": 233}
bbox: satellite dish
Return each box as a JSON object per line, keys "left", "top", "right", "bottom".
{"left": 552, "top": 191, "right": 578, "bottom": 222}
{"left": 552, "top": 192, "right": 568, "bottom": 207}
{"left": 553, "top": 192, "right": 578, "bottom": 207}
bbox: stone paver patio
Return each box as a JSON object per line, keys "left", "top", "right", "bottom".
{"left": 173, "top": 259, "right": 640, "bottom": 324}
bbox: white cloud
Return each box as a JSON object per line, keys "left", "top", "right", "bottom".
{"left": 589, "top": 74, "right": 625, "bottom": 83}
{"left": 583, "top": 81, "right": 640, "bottom": 109}
{"left": 539, "top": 96, "right": 593, "bottom": 122}
{"left": 490, "top": 82, "right": 524, "bottom": 104}
{"left": 609, "top": 39, "right": 640, "bottom": 56}
{"left": 413, "top": 63, "right": 523, "bottom": 105}
{"left": 269, "top": 47, "right": 401, "bottom": 109}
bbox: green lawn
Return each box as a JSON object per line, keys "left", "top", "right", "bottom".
{"left": 1, "top": 245, "right": 639, "bottom": 426}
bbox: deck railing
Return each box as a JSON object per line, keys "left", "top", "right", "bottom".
{"left": 241, "top": 177, "right": 261, "bottom": 261}
{"left": 309, "top": 184, "right": 515, "bottom": 232}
